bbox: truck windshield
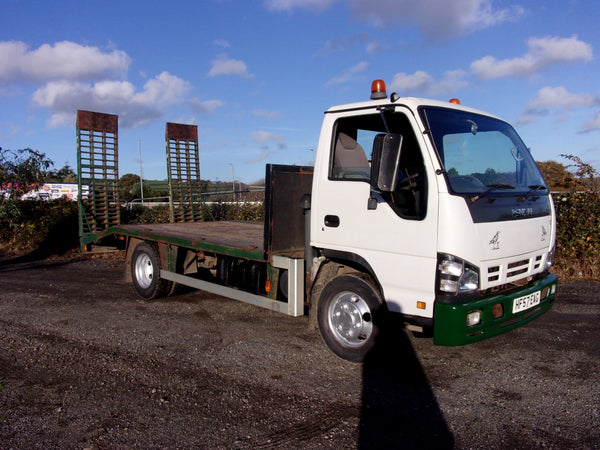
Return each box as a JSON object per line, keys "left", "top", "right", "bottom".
{"left": 421, "top": 107, "right": 546, "bottom": 196}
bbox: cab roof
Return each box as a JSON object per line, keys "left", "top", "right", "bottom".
{"left": 325, "top": 96, "right": 502, "bottom": 122}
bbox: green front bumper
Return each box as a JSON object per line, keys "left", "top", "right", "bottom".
{"left": 433, "top": 273, "right": 558, "bottom": 346}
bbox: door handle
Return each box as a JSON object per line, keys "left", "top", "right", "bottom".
{"left": 324, "top": 215, "right": 340, "bottom": 228}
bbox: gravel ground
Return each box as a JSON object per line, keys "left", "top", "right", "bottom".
{"left": 0, "top": 254, "right": 599, "bottom": 449}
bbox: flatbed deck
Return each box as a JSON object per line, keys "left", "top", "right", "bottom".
{"left": 112, "top": 220, "right": 266, "bottom": 260}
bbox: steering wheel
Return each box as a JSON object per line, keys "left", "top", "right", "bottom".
{"left": 397, "top": 172, "right": 418, "bottom": 190}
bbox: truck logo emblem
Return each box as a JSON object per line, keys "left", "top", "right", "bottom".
{"left": 489, "top": 231, "right": 500, "bottom": 250}
{"left": 512, "top": 207, "right": 534, "bottom": 219}
{"left": 541, "top": 226, "right": 547, "bottom": 241}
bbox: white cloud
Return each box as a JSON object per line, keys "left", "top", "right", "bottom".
{"left": 314, "top": 33, "right": 368, "bottom": 57}
{"left": 526, "top": 86, "right": 599, "bottom": 112}
{"left": 252, "top": 109, "right": 281, "bottom": 119}
{"left": 514, "top": 114, "right": 537, "bottom": 126}
{"left": 326, "top": 61, "right": 369, "bottom": 87}
{"left": 246, "top": 130, "right": 288, "bottom": 164}
{"left": 189, "top": 98, "right": 225, "bottom": 115}
{"left": 135, "top": 72, "right": 191, "bottom": 107}
{"left": 32, "top": 71, "right": 191, "bottom": 128}
{"left": 366, "top": 41, "right": 382, "bottom": 55}
{"left": 264, "top": 0, "right": 338, "bottom": 12}
{"left": 213, "top": 39, "right": 231, "bottom": 48}
{"left": 390, "top": 71, "right": 433, "bottom": 93}
{"left": 582, "top": 111, "right": 600, "bottom": 133}
{"left": 208, "top": 54, "right": 254, "bottom": 79}
{"left": 266, "top": 0, "right": 520, "bottom": 41}
{"left": 518, "top": 86, "right": 600, "bottom": 132}
{"left": 251, "top": 130, "right": 287, "bottom": 149}
{"left": 2, "top": 40, "right": 200, "bottom": 130}
{"left": 0, "top": 40, "right": 130, "bottom": 82}
{"left": 390, "top": 69, "right": 467, "bottom": 96}
{"left": 471, "top": 35, "right": 593, "bottom": 80}
{"left": 245, "top": 149, "right": 271, "bottom": 165}
{"left": 348, "top": 0, "right": 522, "bottom": 41}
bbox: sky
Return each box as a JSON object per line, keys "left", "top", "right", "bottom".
{"left": 1, "top": 0, "right": 599, "bottom": 184}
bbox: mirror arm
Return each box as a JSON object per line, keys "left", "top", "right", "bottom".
{"left": 378, "top": 108, "right": 390, "bottom": 133}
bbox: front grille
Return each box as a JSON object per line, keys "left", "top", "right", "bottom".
{"left": 485, "top": 254, "right": 544, "bottom": 285}
{"left": 480, "top": 277, "right": 530, "bottom": 297}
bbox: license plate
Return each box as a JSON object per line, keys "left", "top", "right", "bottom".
{"left": 513, "top": 291, "right": 541, "bottom": 314}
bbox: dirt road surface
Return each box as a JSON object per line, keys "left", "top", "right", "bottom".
{"left": 1, "top": 254, "right": 599, "bottom": 449}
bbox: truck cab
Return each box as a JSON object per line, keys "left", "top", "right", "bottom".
{"left": 310, "top": 80, "right": 557, "bottom": 360}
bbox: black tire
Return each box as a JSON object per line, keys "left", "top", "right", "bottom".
{"left": 130, "top": 242, "right": 171, "bottom": 300}
{"left": 317, "top": 273, "right": 384, "bottom": 362}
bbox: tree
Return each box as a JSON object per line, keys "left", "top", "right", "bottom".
{"left": 118, "top": 173, "right": 160, "bottom": 201}
{"left": 119, "top": 173, "right": 141, "bottom": 201}
{"left": 0, "top": 147, "right": 53, "bottom": 198}
{"left": 561, "top": 154, "right": 599, "bottom": 194}
{"left": 46, "top": 163, "right": 77, "bottom": 183}
{"left": 536, "top": 160, "right": 574, "bottom": 191}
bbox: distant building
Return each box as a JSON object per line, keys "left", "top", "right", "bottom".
{"left": 18, "top": 183, "right": 88, "bottom": 201}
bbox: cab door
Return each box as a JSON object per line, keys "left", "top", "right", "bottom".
{"left": 311, "top": 107, "right": 439, "bottom": 317}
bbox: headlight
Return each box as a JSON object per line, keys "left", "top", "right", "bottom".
{"left": 438, "top": 254, "right": 480, "bottom": 295}
{"left": 461, "top": 266, "right": 479, "bottom": 292}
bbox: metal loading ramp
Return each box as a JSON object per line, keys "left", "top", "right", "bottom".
{"left": 76, "top": 110, "right": 120, "bottom": 248}
{"left": 165, "top": 122, "right": 204, "bottom": 223}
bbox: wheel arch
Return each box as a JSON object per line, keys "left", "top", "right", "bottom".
{"left": 308, "top": 249, "right": 384, "bottom": 329}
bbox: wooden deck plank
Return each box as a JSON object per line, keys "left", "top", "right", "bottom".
{"left": 119, "top": 220, "right": 264, "bottom": 251}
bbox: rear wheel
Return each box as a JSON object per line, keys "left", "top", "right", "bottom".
{"left": 317, "top": 273, "right": 384, "bottom": 362}
{"left": 131, "top": 242, "right": 171, "bottom": 300}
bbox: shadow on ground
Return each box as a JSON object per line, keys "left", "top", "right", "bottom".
{"left": 359, "top": 315, "right": 454, "bottom": 449}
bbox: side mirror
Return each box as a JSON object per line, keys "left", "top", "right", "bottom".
{"left": 370, "top": 133, "right": 403, "bottom": 192}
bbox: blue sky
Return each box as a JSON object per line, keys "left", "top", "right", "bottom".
{"left": 1, "top": 0, "right": 599, "bottom": 183}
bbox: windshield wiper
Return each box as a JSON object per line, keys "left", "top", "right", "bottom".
{"left": 519, "top": 184, "right": 547, "bottom": 202}
{"left": 470, "top": 183, "right": 515, "bottom": 203}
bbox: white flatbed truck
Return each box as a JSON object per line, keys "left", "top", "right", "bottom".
{"left": 77, "top": 80, "right": 558, "bottom": 361}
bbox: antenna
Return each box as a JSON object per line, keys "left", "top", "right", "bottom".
{"left": 138, "top": 139, "right": 144, "bottom": 204}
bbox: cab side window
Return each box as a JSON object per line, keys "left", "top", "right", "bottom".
{"left": 388, "top": 130, "right": 427, "bottom": 220}
{"left": 329, "top": 113, "right": 427, "bottom": 220}
{"left": 330, "top": 127, "right": 370, "bottom": 180}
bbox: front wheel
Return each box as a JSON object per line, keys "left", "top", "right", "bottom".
{"left": 130, "top": 242, "right": 171, "bottom": 300}
{"left": 317, "top": 273, "right": 384, "bottom": 362}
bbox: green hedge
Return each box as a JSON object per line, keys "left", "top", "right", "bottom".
{"left": 553, "top": 192, "right": 599, "bottom": 279}
{"left": 206, "top": 202, "right": 264, "bottom": 221}
{"left": 0, "top": 198, "right": 79, "bottom": 256}
{"left": 121, "top": 204, "right": 171, "bottom": 224}
{"left": 120, "top": 202, "right": 265, "bottom": 224}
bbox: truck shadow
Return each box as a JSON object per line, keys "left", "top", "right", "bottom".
{"left": 358, "top": 315, "right": 454, "bottom": 449}
{"left": 0, "top": 254, "right": 91, "bottom": 275}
